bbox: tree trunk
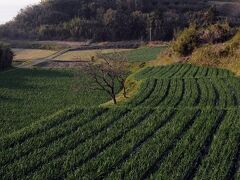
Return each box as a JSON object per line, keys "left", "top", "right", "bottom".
{"left": 123, "top": 85, "right": 127, "bottom": 98}
{"left": 111, "top": 87, "right": 117, "bottom": 104}
{"left": 121, "top": 80, "right": 127, "bottom": 98}
{"left": 112, "top": 94, "right": 117, "bottom": 104}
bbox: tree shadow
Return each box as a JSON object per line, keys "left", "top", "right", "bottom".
{"left": 0, "top": 68, "right": 74, "bottom": 90}
{"left": 0, "top": 95, "right": 22, "bottom": 103}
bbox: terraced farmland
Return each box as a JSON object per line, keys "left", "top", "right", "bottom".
{"left": 130, "top": 64, "right": 240, "bottom": 108}
{"left": 0, "top": 64, "right": 239, "bottom": 180}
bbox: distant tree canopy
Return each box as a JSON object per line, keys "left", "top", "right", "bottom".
{"left": 0, "top": 0, "right": 239, "bottom": 41}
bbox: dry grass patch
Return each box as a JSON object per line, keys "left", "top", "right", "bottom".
{"left": 148, "top": 47, "right": 180, "bottom": 66}
{"left": 55, "top": 49, "right": 132, "bottom": 61}
{"left": 190, "top": 32, "right": 240, "bottom": 76}
{"left": 13, "top": 49, "right": 57, "bottom": 61}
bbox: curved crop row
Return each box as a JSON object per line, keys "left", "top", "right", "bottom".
{"left": 137, "top": 80, "right": 164, "bottom": 106}
{"left": 194, "top": 109, "right": 240, "bottom": 180}
{"left": 150, "top": 109, "right": 226, "bottom": 180}
{"left": 227, "top": 78, "right": 240, "bottom": 105}
{"left": 66, "top": 109, "right": 175, "bottom": 179}
{"left": 146, "top": 80, "right": 171, "bottom": 107}
{"left": 135, "top": 64, "right": 234, "bottom": 80}
{"left": 0, "top": 107, "right": 86, "bottom": 149}
{"left": 0, "top": 108, "right": 129, "bottom": 178}
{"left": 2, "top": 108, "right": 152, "bottom": 179}
{"left": 106, "top": 109, "right": 200, "bottom": 180}
{"left": 127, "top": 79, "right": 157, "bottom": 107}
{"left": 0, "top": 108, "right": 125, "bottom": 168}
{"left": 28, "top": 108, "right": 154, "bottom": 179}
{"left": 1, "top": 107, "right": 239, "bottom": 179}
{"left": 128, "top": 77, "right": 239, "bottom": 108}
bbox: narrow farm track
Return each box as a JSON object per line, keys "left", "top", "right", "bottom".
{"left": 0, "top": 64, "right": 239, "bottom": 180}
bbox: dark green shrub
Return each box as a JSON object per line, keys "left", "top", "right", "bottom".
{"left": 172, "top": 26, "right": 199, "bottom": 56}
{"left": 0, "top": 45, "right": 14, "bottom": 70}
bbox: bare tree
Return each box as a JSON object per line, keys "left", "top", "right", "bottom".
{"left": 80, "top": 51, "right": 129, "bottom": 105}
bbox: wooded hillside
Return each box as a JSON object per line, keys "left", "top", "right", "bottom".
{"left": 0, "top": 0, "right": 239, "bottom": 41}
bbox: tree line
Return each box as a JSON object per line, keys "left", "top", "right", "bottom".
{"left": 0, "top": 0, "right": 238, "bottom": 41}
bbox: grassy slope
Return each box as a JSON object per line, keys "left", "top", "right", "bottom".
{"left": 0, "top": 69, "right": 110, "bottom": 136}
{"left": 189, "top": 30, "right": 240, "bottom": 75}
{"left": 155, "top": 31, "right": 240, "bottom": 76}
{"left": 187, "top": 31, "right": 240, "bottom": 75}
{"left": 190, "top": 44, "right": 240, "bottom": 75}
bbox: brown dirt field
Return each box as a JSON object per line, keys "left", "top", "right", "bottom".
{"left": 54, "top": 49, "right": 132, "bottom": 61}
{"left": 13, "top": 49, "right": 57, "bottom": 61}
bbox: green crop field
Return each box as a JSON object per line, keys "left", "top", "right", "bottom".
{"left": 124, "top": 47, "right": 167, "bottom": 62}
{"left": 130, "top": 64, "right": 239, "bottom": 108}
{"left": 0, "top": 69, "right": 112, "bottom": 136}
{"left": 55, "top": 47, "right": 166, "bottom": 63}
{"left": 107, "top": 47, "right": 167, "bottom": 63}
{"left": 0, "top": 64, "right": 239, "bottom": 179}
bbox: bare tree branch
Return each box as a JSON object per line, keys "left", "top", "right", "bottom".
{"left": 76, "top": 50, "right": 129, "bottom": 105}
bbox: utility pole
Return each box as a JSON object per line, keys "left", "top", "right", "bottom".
{"left": 135, "top": 0, "right": 137, "bottom": 9}
{"left": 149, "top": 25, "right": 152, "bottom": 42}
{"left": 147, "top": 13, "right": 153, "bottom": 42}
